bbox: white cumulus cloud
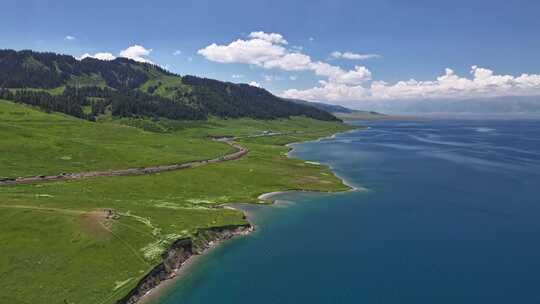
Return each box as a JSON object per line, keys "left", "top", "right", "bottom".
{"left": 198, "top": 31, "right": 372, "bottom": 86}
{"left": 78, "top": 52, "right": 116, "bottom": 61}
{"left": 119, "top": 45, "right": 153, "bottom": 63}
{"left": 173, "top": 50, "right": 182, "bottom": 56}
{"left": 78, "top": 44, "right": 155, "bottom": 63}
{"left": 263, "top": 52, "right": 312, "bottom": 71}
{"left": 283, "top": 66, "right": 540, "bottom": 102}
{"left": 65, "top": 35, "right": 76, "bottom": 41}
{"left": 198, "top": 37, "right": 286, "bottom": 65}
{"left": 310, "top": 62, "right": 372, "bottom": 85}
{"left": 283, "top": 81, "right": 367, "bottom": 102}
{"left": 248, "top": 31, "right": 288, "bottom": 44}
{"left": 199, "top": 31, "right": 540, "bottom": 105}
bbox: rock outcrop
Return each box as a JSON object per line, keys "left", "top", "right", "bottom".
{"left": 117, "top": 224, "right": 253, "bottom": 304}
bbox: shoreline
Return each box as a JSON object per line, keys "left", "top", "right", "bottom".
{"left": 118, "top": 224, "right": 253, "bottom": 304}
{"left": 285, "top": 127, "right": 363, "bottom": 192}
{"left": 126, "top": 127, "right": 360, "bottom": 304}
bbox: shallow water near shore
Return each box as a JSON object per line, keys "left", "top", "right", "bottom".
{"left": 157, "top": 119, "right": 540, "bottom": 304}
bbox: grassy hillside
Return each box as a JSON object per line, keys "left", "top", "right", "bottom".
{"left": 0, "top": 100, "right": 354, "bottom": 304}
{"left": 0, "top": 100, "right": 233, "bottom": 178}
{"left": 0, "top": 49, "right": 338, "bottom": 122}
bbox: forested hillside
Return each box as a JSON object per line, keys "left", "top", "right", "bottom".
{"left": 0, "top": 49, "right": 338, "bottom": 121}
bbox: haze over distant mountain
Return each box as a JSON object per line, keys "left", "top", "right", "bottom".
{"left": 287, "top": 98, "right": 388, "bottom": 120}
{"left": 342, "top": 95, "right": 540, "bottom": 116}
{"left": 285, "top": 99, "right": 355, "bottom": 113}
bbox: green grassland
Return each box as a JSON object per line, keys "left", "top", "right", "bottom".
{"left": 139, "top": 74, "right": 191, "bottom": 98}
{"left": 0, "top": 100, "right": 355, "bottom": 304}
{"left": 0, "top": 100, "right": 234, "bottom": 178}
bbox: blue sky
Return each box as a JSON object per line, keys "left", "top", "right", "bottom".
{"left": 2, "top": 0, "right": 540, "bottom": 109}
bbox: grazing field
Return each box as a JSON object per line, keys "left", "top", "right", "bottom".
{"left": 0, "top": 100, "right": 354, "bottom": 304}
{"left": 0, "top": 100, "right": 233, "bottom": 178}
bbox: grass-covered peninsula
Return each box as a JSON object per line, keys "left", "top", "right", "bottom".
{"left": 0, "top": 99, "right": 354, "bottom": 304}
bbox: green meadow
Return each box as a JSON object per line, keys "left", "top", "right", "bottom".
{"left": 0, "top": 100, "right": 354, "bottom": 304}
{"left": 0, "top": 100, "right": 233, "bottom": 178}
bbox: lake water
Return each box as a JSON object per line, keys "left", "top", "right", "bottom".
{"left": 158, "top": 119, "right": 540, "bottom": 304}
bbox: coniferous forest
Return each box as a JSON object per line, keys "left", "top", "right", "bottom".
{"left": 0, "top": 49, "right": 339, "bottom": 122}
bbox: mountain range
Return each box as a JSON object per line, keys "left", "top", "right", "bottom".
{"left": 0, "top": 49, "right": 338, "bottom": 122}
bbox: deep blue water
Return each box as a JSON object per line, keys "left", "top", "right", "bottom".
{"left": 159, "top": 119, "right": 540, "bottom": 304}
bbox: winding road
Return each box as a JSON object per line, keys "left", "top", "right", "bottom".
{"left": 0, "top": 139, "right": 249, "bottom": 186}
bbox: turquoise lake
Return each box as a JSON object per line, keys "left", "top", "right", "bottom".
{"left": 159, "top": 119, "right": 540, "bottom": 303}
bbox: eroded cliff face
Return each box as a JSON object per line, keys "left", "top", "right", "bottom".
{"left": 118, "top": 224, "right": 253, "bottom": 304}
